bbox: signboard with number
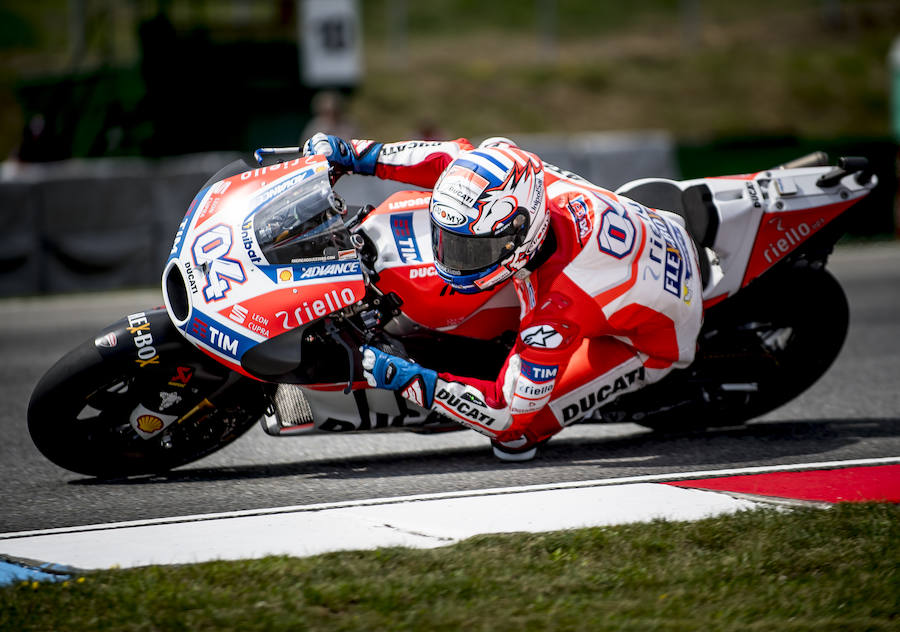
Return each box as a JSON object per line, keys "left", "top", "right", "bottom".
{"left": 300, "top": 0, "right": 362, "bottom": 87}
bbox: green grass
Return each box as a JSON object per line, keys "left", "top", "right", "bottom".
{"left": 351, "top": 0, "right": 899, "bottom": 142}
{"left": 3, "top": 1, "right": 899, "bottom": 159}
{"left": 3, "top": 503, "right": 897, "bottom": 631}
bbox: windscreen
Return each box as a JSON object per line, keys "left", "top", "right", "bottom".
{"left": 253, "top": 171, "right": 354, "bottom": 265}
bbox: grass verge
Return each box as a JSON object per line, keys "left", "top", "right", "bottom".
{"left": 2, "top": 503, "right": 897, "bottom": 631}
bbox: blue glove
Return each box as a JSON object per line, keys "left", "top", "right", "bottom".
{"left": 302, "top": 133, "right": 382, "bottom": 176}
{"left": 361, "top": 345, "right": 437, "bottom": 408}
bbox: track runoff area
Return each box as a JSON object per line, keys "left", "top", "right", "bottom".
{"left": 1, "top": 456, "right": 898, "bottom": 584}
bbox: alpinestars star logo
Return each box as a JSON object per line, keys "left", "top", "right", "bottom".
{"left": 520, "top": 324, "right": 564, "bottom": 349}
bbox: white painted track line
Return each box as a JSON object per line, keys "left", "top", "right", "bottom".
{"left": 0, "top": 484, "right": 756, "bottom": 570}
{"left": 1, "top": 457, "right": 896, "bottom": 573}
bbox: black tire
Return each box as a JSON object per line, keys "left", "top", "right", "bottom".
{"left": 28, "top": 334, "right": 269, "bottom": 478}
{"left": 627, "top": 266, "right": 849, "bottom": 431}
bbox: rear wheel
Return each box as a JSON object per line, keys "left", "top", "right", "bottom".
{"left": 28, "top": 336, "right": 269, "bottom": 478}
{"left": 610, "top": 266, "right": 849, "bottom": 431}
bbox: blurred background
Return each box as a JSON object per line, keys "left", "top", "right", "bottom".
{"left": 1, "top": 0, "right": 898, "bottom": 295}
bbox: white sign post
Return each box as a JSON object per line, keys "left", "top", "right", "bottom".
{"left": 299, "top": 0, "right": 362, "bottom": 87}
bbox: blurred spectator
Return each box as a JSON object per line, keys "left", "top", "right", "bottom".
{"left": 300, "top": 91, "right": 359, "bottom": 143}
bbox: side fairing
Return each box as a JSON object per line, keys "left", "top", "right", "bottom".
{"left": 163, "top": 156, "right": 366, "bottom": 377}
{"left": 360, "top": 191, "right": 520, "bottom": 339}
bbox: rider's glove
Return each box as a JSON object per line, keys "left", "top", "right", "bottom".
{"left": 302, "top": 133, "right": 382, "bottom": 176}
{"left": 360, "top": 345, "right": 437, "bottom": 408}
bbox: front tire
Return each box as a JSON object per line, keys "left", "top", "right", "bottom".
{"left": 28, "top": 333, "right": 269, "bottom": 478}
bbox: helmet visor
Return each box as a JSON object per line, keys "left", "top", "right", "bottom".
{"left": 431, "top": 221, "right": 518, "bottom": 275}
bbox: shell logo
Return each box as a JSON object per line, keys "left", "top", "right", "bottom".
{"left": 136, "top": 414, "right": 164, "bottom": 433}
{"left": 278, "top": 268, "right": 293, "bottom": 282}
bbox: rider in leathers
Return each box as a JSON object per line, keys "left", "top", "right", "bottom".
{"left": 303, "top": 134, "right": 703, "bottom": 461}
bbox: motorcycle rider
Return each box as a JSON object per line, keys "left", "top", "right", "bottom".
{"left": 303, "top": 133, "right": 703, "bottom": 461}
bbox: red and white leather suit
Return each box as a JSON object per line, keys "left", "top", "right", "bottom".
{"left": 359, "top": 138, "right": 703, "bottom": 448}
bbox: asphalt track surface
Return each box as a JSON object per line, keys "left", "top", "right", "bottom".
{"left": 2, "top": 243, "right": 898, "bottom": 534}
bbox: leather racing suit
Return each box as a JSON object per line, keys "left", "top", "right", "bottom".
{"left": 349, "top": 138, "right": 703, "bottom": 451}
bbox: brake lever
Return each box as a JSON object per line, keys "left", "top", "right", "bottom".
{"left": 323, "top": 317, "right": 360, "bottom": 395}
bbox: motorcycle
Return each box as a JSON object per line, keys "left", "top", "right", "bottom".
{"left": 27, "top": 148, "right": 877, "bottom": 477}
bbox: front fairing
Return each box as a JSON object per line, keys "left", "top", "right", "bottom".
{"left": 163, "top": 155, "right": 366, "bottom": 378}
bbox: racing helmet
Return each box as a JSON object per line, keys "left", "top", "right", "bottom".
{"left": 429, "top": 143, "right": 548, "bottom": 293}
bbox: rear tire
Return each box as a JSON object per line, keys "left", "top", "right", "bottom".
{"left": 28, "top": 336, "right": 268, "bottom": 478}
{"left": 626, "top": 266, "right": 849, "bottom": 431}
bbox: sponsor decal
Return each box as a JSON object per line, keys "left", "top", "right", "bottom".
{"left": 435, "top": 388, "right": 497, "bottom": 426}
{"left": 745, "top": 182, "right": 763, "bottom": 209}
{"left": 520, "top": 324, "right": 564, "bottom": 349}
{"left": 229, "top": 304, "right": 248, "bottom": 324}
{"left": 244, "top": 166, "right": 318, "bottom": 204}
{"left": 130, "top": 405, "right": 177, "bottom": 439}
{"left": 240, "top": 219, "right": 263, "bottom": 264}
{"left": 558, "top": 366, "right": 646, "bottom": 423}
{"left": 510, "top": 361, "right": 559, "bottom": 413}
{"left": 275, "top": 286, "right": 360, "bottom": 329}
{"left": 127, "top": 312, "right": 159, "bottom": 367}
{"left": 409, "top": 265, "right": 438, "bottom": 279}
{"left": 635, "top": 205, "right": 687, "bottom": 300}
{"left": 184, "top": 260, "right": 199, "bottom": 295}
{"left": 168, "top": 366, "right": 194, "bottom": 388}
{"left": 390, "top": 212, "right": 423, "bottom": 263}
{"left": 440, "top": 165, "right": 489, "bottom": 206}
{"left": 520, "top": 360, "right": 559, "bottom": 383}
{"left": 762, "top": 216, "right": 824, "bottom": 264}
{"left": 431, "top": 202, "right": 468, "bottom": 227}
{"left": 192, "top": 224, "right": 246, "bottom": 302}
{"left": 188, "top": 315, "right": 249, "bottom": 358}
{"left": 566, "top": 195, "right": 594, "bottom": 246}
{"left": 298, "top": 260, "right": 361, "bottom": 280}
{"left": 158, "top": 391, "right": 182, "bottom": 411}
{"left": 277, "top": 267, "right": 293, "bottom": 283}
{"left": 380, "top": 141, "right": 445, "bottom": 156}
{"left": 169, "top": 215, "right": 190, "bottom": 257}
{"left": 222, "top": 304, "right": 272, "bottom": 337}
{"left": 388, "top": 196, "right": 431, "bottom": 211}
{"left": 95, "top": 332, "right": 117, "bottom": 348}
{"left": 136, "top": 414, "right": 165, "bottom": 433}
{"left": 247, "top": 319, "right": 271, "bottom": 337}
{"left": 195, "top": 180, "right": 231, "bottom": 225}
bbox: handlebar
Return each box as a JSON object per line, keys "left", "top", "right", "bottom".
{"left": 775, "top": 152, "right": 830, "bottom": 169}
{"left": 253, "top": 146, "right": 303, "bottom": 165}
{"left": 817, "top": 156, "right": 872, "bottom": 188}
{"left": 773, "top": 152, "right": 873, "bottom": 188}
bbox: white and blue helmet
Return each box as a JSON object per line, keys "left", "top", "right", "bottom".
{"left": 429, "top": 140, "right": 548, "bottom": 293}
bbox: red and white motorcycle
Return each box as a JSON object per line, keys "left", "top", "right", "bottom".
{"left": 28, "top": 149, "right": 876, "bottom": 476}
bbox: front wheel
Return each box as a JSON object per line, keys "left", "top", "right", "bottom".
{"left": 28, "top": 315, "right": 270, "bottom": 478}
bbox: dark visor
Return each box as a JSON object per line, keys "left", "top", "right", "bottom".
{"left": 431, "top": 216, "right": 526, "bottom": 274}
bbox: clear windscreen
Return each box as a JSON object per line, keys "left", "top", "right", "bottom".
{"left": 253, "top": 171, "right": 354, "bottom": 265}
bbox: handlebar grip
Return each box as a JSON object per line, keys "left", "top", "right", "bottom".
{"left": 837, "top": 156, "right": 869, "bottom": 171}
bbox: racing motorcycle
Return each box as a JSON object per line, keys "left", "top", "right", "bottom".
{"left": 27, "top": 148, "right": 877, "bottom": 476}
